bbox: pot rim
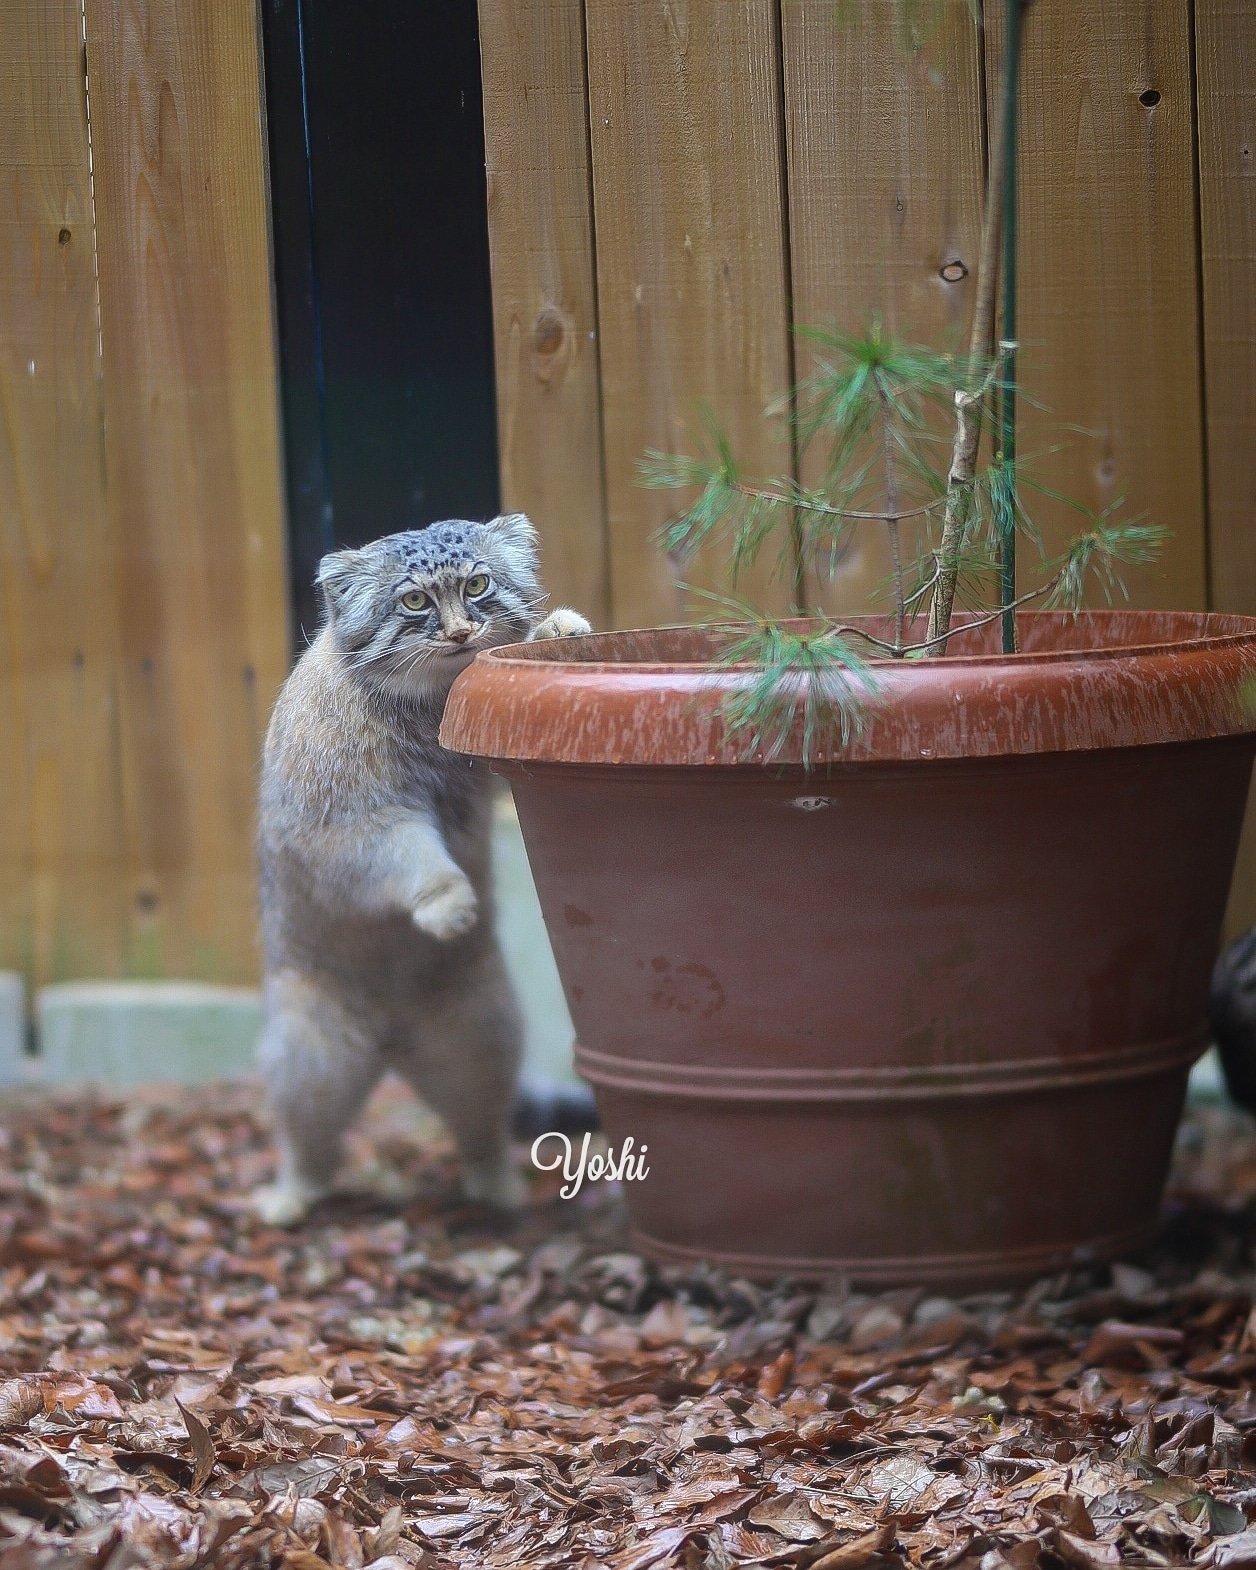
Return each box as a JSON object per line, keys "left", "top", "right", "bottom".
{"left": 477, "top": 609, "right": 1256, "bottom": 674}
{"left": 441, "top": 608, "right": 1256, "bottom": 766}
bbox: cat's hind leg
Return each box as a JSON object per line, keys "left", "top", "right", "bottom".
{"left": 390, "top": 951, "right": 526, "bottom": 1209}
{"left": 255, "top": 972, "right": 384, "bottom": 1225}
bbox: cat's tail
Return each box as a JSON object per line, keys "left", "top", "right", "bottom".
{"left": 512, "top": 1072, "right": 600, "bottom": 1140}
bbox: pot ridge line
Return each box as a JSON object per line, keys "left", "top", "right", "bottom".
{"left": 573, "top": 1028, "right": 1206, "bottom": 1103}
{"left": 630, "top": 1221, "right": 1161, "bottom": 1287}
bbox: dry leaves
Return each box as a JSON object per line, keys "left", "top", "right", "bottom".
{"left": 0, "top": 1086, "right": 1251, "bottom": 1569}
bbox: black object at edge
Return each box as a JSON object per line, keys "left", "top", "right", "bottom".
{"left": 260, "top": 0, "right": 501, "bottom": 651}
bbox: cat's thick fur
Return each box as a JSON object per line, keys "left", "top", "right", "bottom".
{"left": 256, "top": 514, "right": 591, "bottom": 1224}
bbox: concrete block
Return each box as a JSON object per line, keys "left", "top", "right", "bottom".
{"left": 37, "top": 981, "right": 262, "bottom": 1086}
{"left": 0, "top": 973, "right": 27, "bottom": 1086}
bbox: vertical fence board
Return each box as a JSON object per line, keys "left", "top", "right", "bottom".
{"left": 83, "top": 0, "right": 287, "bottom": 981}
{"left": 988, "top": 2, "right": 1207, "bottom": 611}
{"left": 1196, "top": 0, "right": 1256, "bottom": 937}
{"left": 585, "top": 0, "right": 795, "bottom": 628}
{"left": 0, "top": 0, "right": 126, "bottom": 987}
{"left": 479, "top": 0, "right": 609, "bottom": 626}
{"left": 1199, "top": 1, "right": 1256, "bottom": 613}
{"left": 782, "top": 0, "right": 984, "bottom": 615}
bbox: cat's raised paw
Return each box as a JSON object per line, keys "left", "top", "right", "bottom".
{"left": 531, "top": 607, "right": 592, "bottom": 640}
{"left": 412, "top": 872, "right": 478, "bottom": 941}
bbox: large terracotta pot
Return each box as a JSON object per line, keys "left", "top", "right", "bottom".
{"left": 441, "top": 611, "right": 1256, "bottom": 1287}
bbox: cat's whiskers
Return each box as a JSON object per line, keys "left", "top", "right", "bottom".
{"left": 378, "top": 637, "right": 465, "bottom": 700}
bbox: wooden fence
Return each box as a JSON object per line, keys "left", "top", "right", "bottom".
{"left": 480, "top": 0, "right": 1256, "bottom": 926}
{"left": 2, "top": 0, "right": 1254, "bottom": 994}
{"left": 0, "top": 0, "right": 288, "bottom": 991}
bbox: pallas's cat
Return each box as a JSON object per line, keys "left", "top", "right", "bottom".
{"left": 256, "top": 515, "right": 590, "bottom": 1224}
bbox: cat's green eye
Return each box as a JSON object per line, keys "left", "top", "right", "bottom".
{"left": 464, "top": 573, "right": 490, "bottom": 598}
{"left": 400, "top": 589, "right": 430, "bottom": 612}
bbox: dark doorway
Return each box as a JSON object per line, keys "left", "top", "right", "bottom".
{"left": 261, "top": 0, "right": 500, "bottom": 644}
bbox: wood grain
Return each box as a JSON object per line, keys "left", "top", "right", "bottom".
{"left": 0, "top": 0, "right": 126, "bottom": 988}
{"left": 1195, "top": 0, "right": 1256, "bottom": 937}
{"left": 1197, "top": 0, "right": 1255, "bottom": 615}
{"left": 478, "top": 0, "right": 609, "bottom": 627}
{"left": 83, "top": 0, "right": 288, "bottom": 982}
{"left": 782, "top": 0, "right": 984, "bottom": 615}
{"left": 986, "top": 1, "right": 1207, "bottom": 612}
{"left": 585, "top": 0, "right": 796, "bottom": 627}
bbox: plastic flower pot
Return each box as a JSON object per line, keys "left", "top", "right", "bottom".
{"left": 441, "top": 610, "right": 1256, "bottom": 1287}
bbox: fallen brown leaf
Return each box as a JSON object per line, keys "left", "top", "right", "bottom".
{"left": 175, "top": 1397, "right": 215, "bottom": 1493}
{"left": 1053, "top": 1528, "right": 1121, "bottom": 1569}
{"left": 809, "top": 1523, "right": 897, "bottom": 1570}
{"left": 0, "top": 1085, "right": 1249, "bottom": 1570}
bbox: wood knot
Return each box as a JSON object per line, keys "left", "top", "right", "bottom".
{"left": 57, "top": 227, "right": 71, "bottom": 245}
{"left": 939, "top": 259, "right": 968, "bottom": 283}
{"left": 1138, "top": 88, "right": 1161, "bottom": 108}
{"left": 531, "top": 305, "right": 570, "bottom": 386}
{"left": 533, "top": 306, "right": 566, "bottom": 357}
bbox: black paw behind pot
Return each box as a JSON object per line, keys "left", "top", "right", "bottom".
{"left": 1209, "top": 927, "right": 1256, "bottom": 1113}
{"left": 512, "top": 1077, "right": 600, "bottom": 1141}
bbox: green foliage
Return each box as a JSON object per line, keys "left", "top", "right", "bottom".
{"left": 644, "top": 324, "right": 1164, "bottom": 765}
{"left": 712, "top": 616, "right": 881, "bottom": 765}
{"left": 1047, "top": 522, "right": 1171, "bottom": 609}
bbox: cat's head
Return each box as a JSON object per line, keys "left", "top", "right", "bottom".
{"left": 316, "top": 515, "right": 541, "bottom": 699}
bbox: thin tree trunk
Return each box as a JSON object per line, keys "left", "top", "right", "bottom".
{"left": 925, "top": 4, "right": 1022, "bottom": 650}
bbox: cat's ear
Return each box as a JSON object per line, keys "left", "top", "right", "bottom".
{"left": 316, "top": 549, "right": 368, "bottom": 620}
{"left": 483, "top": 512, "right": 538, "bottom": 555}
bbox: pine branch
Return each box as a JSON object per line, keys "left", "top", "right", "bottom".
{"left": 732, "top": 481, "right": 945, "bottom": 527}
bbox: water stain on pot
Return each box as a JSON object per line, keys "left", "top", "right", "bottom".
{"left": 647, "top": 956, "right": 726, "bottom": 1018}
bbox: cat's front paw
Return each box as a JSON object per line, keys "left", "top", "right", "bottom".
{"left": 412, "top": 872, "right": 478, "bottom": 941}
{"left": 255, "top": 1179, "right": 324, "bottom": 1227}
{"left": 531, "top": 607, "right": 592, "bottom": 640}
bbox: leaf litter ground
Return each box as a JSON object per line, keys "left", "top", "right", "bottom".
{"left": 0, "top": 1083, "right": 1253, "bottom": 1569}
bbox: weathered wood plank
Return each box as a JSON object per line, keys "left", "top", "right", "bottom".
{"left": 987, "top": 1, "right": 1207, "bottom": 611}
{"left": 1196, "top": 0, "right": 1256, "bottom": 937}
{"left": 585, "top": 0, "right": 795, "bottom": 627}
{"left": 782, "top": 0, "right": 984, "bottom": 615}
{"left": 478, "top": 0, "right": 609, "bottom": 626}
{"left": 0, "top": 0, "right": 126, "bottom": 987}
{"left": 1198, "top": 0, "right": 1255, "bottom": 615}
{"left": 84, "top": 0, "right": 288, "bottom": 982}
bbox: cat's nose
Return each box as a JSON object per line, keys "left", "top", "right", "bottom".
{"left": 446, "top": 627, "right": 472, "bottom": 645}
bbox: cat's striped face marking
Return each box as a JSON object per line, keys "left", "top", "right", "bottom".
{"left": 317, "top": 515, "right": 541, "bottom": 698}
